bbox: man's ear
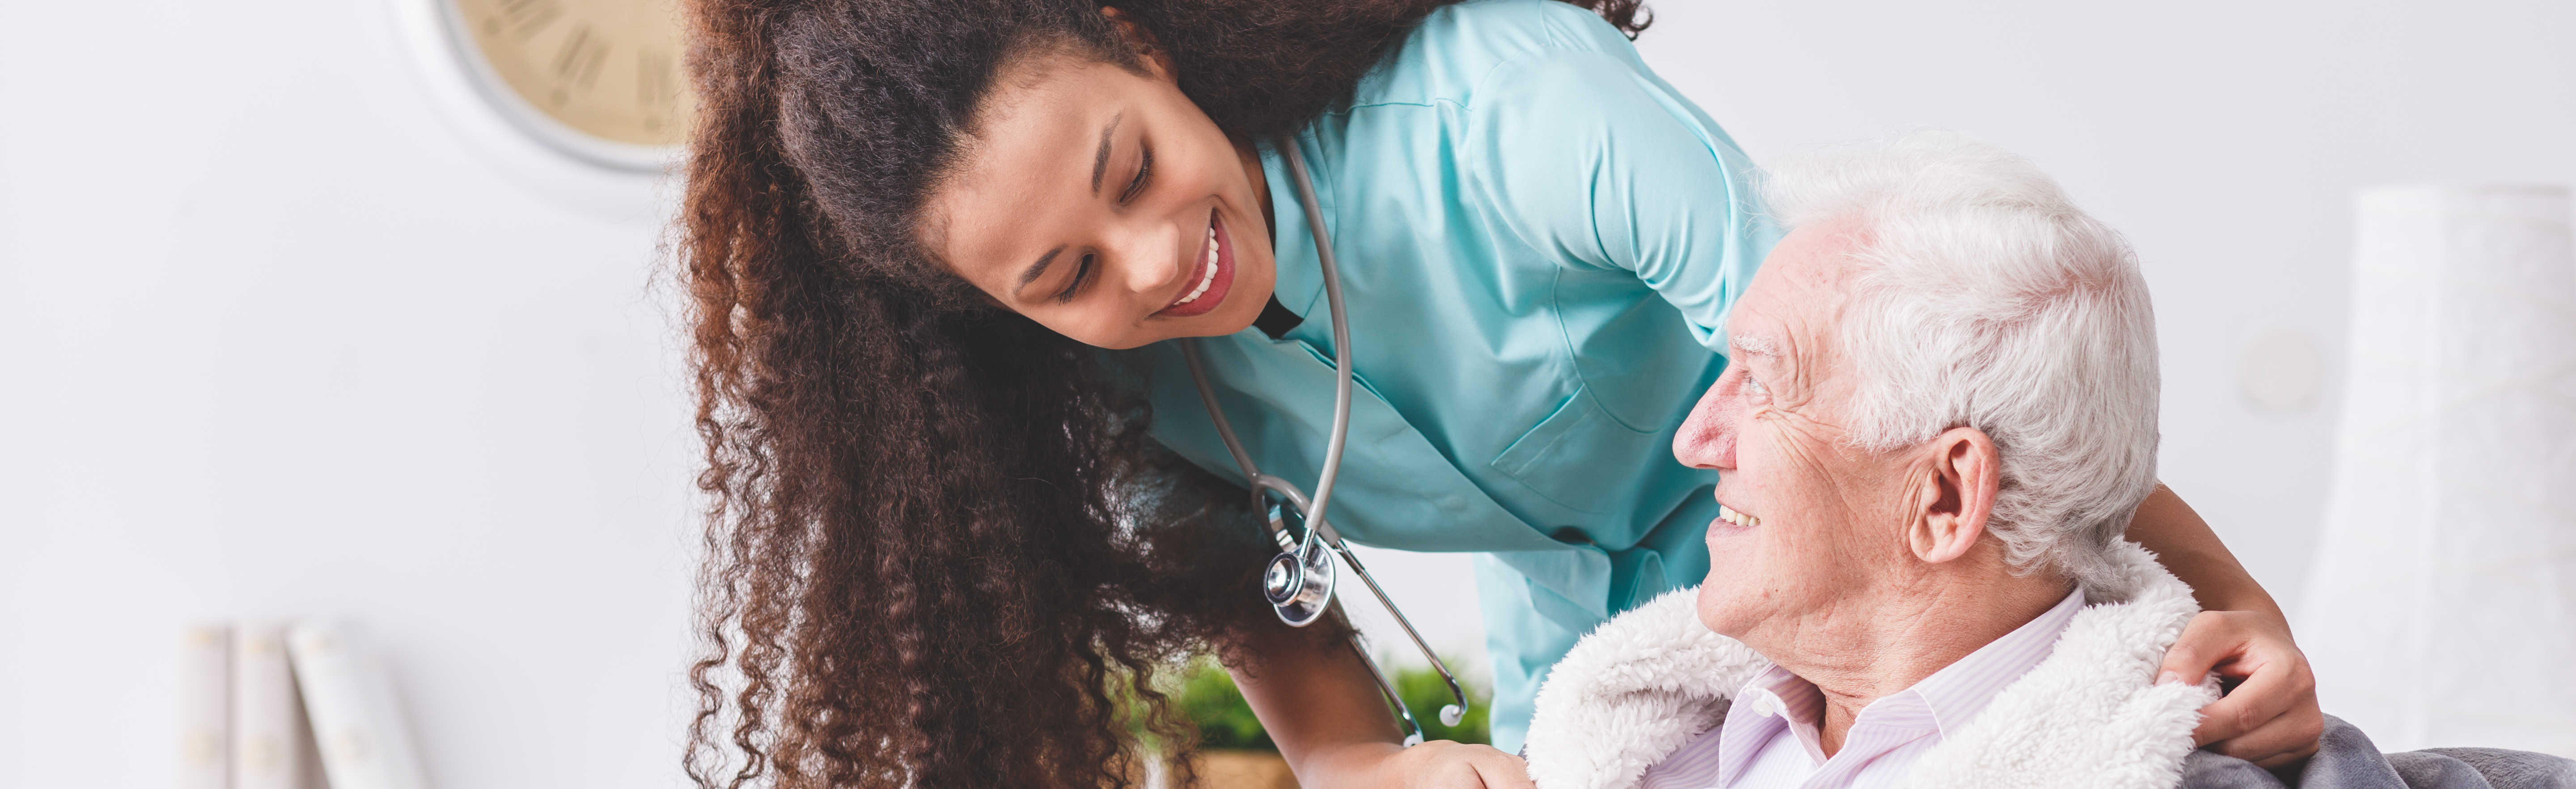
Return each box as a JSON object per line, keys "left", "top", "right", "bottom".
{"left": 1907, "top": 426, "right": 2001, "bottom": 564}
{"left": 1098, "top": 7, "right": 1177, "bottom": 80}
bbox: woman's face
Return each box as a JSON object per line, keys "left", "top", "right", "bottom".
{"left": 923, "top": 44, "right": 1277, "bottom": 350}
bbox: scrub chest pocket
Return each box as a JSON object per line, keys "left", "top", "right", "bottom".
{"left": 1491, "top": 384, "right": 1664, "bottom": 516}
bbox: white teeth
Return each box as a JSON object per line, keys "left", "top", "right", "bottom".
{"left": 1718, "top": 503, "right": 1762, "bottom": 527}
{"left": 1174, "top": 226, "right": 1220, "bottom": 305}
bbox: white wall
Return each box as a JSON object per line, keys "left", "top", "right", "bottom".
{"left": 0, "top": 3, "right": 697, "bottom": 788}
{"left": 3, "top": 1, "right": 2570, "bottom": 786}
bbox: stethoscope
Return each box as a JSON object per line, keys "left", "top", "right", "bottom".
{"left": 1177, "top": 139, "right": 1469, "bottom": 747}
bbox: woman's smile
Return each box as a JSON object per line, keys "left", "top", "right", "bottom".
{"left": 1158, "top": 209, "right": 1235, "bottom": 317}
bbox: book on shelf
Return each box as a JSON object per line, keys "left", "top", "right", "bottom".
{"left": 289, "top": 620, "right": 430, "bottom": 789}
{"left": 185, "top": 619, "right": 428, "bottom": 789}
{"left": 181, "top": 624, "right": 230, "bottom": 789}
{"left": 232, "top": 621, "right": 316, "bottom": 789}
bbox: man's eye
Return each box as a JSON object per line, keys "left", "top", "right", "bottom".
{"left": 1745, "top": 375, "right": 1769, "bottom": 397}
{"left": 1120, "top": 145, "right": 1153, "bottom": 203}
{"left": 1056, "top": 253, "right": 1094, "bottom": 304}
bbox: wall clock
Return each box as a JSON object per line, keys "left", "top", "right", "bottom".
{"left": 392, "top": 0, "right": 695, "bottom": 181}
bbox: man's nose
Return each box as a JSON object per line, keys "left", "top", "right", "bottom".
{"left": 1673, "top": 380, "right": 1737, "bottom": 469}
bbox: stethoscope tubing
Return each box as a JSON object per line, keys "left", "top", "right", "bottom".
{"left": 1173, "top": 139, "right": 1470, "bottom": 745}
{"left": 1284, "top": 132, "right": 1356, "bottom": 548}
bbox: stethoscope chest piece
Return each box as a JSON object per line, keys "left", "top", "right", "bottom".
{"left": 1263, "top": 506, "right": 1338, "bottom": 627}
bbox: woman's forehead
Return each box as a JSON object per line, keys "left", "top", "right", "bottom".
{"left": 945, "top": 57, "right": 1161, "bottom": 204}
{"left": 970, "top": 53, "right": 1146, "bottom": 148}
{"left": 928, "top": 67, "right": 1136, "bottom": 261}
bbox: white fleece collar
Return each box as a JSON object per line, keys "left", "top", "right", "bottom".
{"left": 1522, "top": 540, "right": 2220, "bottom": 789}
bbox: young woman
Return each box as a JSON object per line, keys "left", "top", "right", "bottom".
{"left": 678, "top": 1, "right": 2323, "bottom": 787}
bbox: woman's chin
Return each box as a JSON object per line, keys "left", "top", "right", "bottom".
{"left": 1167, "top": 304, "right": 1263, "bottom": 340}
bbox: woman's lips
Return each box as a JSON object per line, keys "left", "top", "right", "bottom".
{"left": 1157, "top": 210, "right": 1234, "bottom": 318}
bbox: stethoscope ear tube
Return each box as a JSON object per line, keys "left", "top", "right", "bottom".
{"left": 1162, "top": 138, "right": 1471, "bottom": 748}
{"left": 1283, "top": 132, "right": 1356, "bottom": 549}
{"left": 1331, "top": 541, "right": 1472, "bottom": 729}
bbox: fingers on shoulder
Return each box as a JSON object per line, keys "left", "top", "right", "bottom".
{"left": 2215, "top": 705, "right": 2326, "bottom": 766}
{"left": 2164, "top": 609, "right": 2264, "bottom": 673}
{"left": 2193, "top": 694, "right": 2256, "bottom": 746}
{"left": 1473, "top": 753, "right": 1539, "bottom": 789}
{"left": 2159, "top": 635, "right": 2218, "bottom": 678}
{"left": 1416, "top": 742, "right": 1533, "bottom": 789}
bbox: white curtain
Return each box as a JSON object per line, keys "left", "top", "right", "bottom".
{"left": 2298, "top": 185, "right": 2576, "bottom": 756}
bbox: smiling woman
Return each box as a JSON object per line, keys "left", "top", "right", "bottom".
{"left": 923, "top": 30, "right": 1280, "bottom": 348}
{"left": 681, "top": 2, "right": 1656, "bottom": 788}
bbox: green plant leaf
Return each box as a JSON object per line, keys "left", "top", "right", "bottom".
{"left": 1146, "top": 657, "right": 1491, "bottom": 753}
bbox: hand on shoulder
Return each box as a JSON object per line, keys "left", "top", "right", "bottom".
{"left": 1302, "top": 739, "right": 1537, "bottom": 789}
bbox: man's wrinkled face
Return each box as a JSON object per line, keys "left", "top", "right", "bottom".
{"left": 1673, "top": 220, "right": 1917, "bottom": 645}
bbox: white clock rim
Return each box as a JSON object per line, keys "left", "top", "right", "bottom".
{"left": 387, "top": 0, "right": 685, "bottom": 198}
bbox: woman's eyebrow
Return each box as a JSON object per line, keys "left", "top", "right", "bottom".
{"left": 1017, "top": 245, "right": 1067, "bottom": 296}
{"left": 1091, "top": 112, "right": 1122, "bottom": 195}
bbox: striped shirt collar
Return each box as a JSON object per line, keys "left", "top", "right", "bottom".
{"left": 1712, "top": 586, "right": 2088, "bottom": 788}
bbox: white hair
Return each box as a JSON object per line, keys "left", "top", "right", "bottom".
{"left": 1761, "top": 131, "right": 2161, "bottom": 597}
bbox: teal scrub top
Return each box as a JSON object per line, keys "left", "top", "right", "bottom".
{"left": 1126, "top": 0, "right": 1780, "bottom": 751}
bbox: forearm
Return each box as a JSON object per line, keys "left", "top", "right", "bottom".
{"left": 2128, "top": 483, "right": 2282, "bottom": 619}
{"left": 2135, "top": 484, "right": 2324, "bottom": 763}
{"left": 1227, "top": 614, "right": 1406, "bottom": 784}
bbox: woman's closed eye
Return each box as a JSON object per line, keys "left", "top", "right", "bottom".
{"left": 1119, "top": 144, "right": 1153, "bottom": 204}
{"left": 1049, "top": 145, "right": 1151, "bottom": 303}
{"left": 1051, "top": 145, "right": 1152, "bottom": 302}
{"left": 1056, "top": 252, "right": 1095, "bottom": 303}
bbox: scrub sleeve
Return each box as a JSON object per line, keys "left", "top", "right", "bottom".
{"left": 1130, "top": 0, "right": 1779, "bottom": 753}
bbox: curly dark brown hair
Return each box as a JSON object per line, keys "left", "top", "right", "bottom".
{"left": 678, "top": 2, "right": 1650, "bottom": 788}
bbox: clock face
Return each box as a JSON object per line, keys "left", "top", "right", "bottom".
{"left": 451, "top": 0, "right": 693, "bottom": 148}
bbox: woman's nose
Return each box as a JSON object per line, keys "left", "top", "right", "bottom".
{"left": 1116, "top": 220, "right": 1185, "bottom": 295}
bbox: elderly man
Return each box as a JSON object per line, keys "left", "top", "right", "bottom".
{"left": 1517, "top": 134, "right": 2575, "bottom": 789}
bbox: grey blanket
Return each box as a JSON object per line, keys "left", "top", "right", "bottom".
{"left": 2184, "top": 716, "right": 2576, "bottom": 789}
